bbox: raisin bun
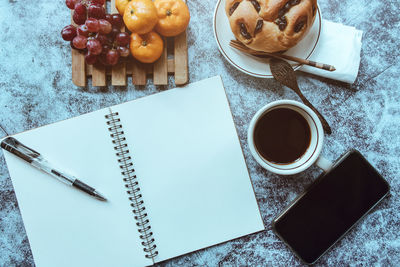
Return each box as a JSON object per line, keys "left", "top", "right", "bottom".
{"left": 225, "top": 0, "right": 317, "bottom": 52}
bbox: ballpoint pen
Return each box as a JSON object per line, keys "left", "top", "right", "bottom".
{"left": 1, "top": 136, "right": 107, "bottom": 201}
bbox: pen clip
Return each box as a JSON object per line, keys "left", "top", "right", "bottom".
{"left": 1, "top": 137, "right": 41, "bottom": 163}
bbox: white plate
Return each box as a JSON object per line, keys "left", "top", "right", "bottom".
{"left": 213, "top": 0, "right": 322, "bottom": 78}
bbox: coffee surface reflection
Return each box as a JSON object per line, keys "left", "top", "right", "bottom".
{"left": 253, "top": 108, "right": 311, "bottom": 164}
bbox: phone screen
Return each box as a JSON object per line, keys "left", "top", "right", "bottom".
{"left": 272, "top": 150, "right": 390, "bottom": 264}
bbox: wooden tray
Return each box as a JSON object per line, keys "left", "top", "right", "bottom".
{"left": 71, "top": 0, "right": 188, "bottom": 87}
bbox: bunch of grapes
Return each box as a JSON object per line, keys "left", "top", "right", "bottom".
{"left": 61, "top": 0, "right": 130, "bottom": 66}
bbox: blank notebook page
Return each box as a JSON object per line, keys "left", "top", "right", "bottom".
{"left": 2, "top": 76, "right": 264, "bottom": 266}
{"left": 115, "top": 76, "right": 264, "bottom": 262}
{"left": 3, "top": 108, "right": 151, "bottom": 267}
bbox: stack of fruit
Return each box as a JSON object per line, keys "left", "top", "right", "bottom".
{"left": 117, "top": 0, "right": 190, "bottom": 63}
{"left": 61, "top": 0, "right": 190, "bottom": 66}
{"left": 61, "top": 0, "right": 131, "bottom": 66}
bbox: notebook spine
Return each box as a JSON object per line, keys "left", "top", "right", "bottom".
{"left": 105, "top": 108, "right": 158, "bottom": 263}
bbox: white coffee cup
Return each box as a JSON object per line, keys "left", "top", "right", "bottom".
{"left": 248, "top": 100, "right": 332, "bottom": 175}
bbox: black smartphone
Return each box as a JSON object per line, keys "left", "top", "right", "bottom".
{"left": 272, "top": 150, "right": 390, "bottom": 264}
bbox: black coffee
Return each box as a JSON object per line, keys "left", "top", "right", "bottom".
{"left": 253, "top": 107, "right": 311, "bottom": 164}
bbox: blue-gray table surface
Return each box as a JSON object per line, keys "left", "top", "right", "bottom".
{"left": 1, "top": 0, "right": 399, "bottom": 266}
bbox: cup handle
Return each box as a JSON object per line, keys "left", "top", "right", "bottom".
{"left": 315, "top": 156, "right": 333, "bottom": 172}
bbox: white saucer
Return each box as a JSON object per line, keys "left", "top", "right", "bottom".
{"left": 213, "top": 0, "right": 322, "bottom": 78}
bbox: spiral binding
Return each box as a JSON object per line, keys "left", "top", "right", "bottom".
{"left": 105, "top": 108, "right": 158, "bottom": 263}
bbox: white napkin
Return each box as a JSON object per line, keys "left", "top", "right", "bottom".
{"left": 299, "top": 19, "right": 363, "bottom": 84}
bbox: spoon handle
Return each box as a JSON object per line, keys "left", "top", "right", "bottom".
{"left": 295, "top": 90, "right": 332, "bottom": 135}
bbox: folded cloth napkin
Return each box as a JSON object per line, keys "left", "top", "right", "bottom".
{"left": 299, "top": 19, "right": 363, "bottom": 84}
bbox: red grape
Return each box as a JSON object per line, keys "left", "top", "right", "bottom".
{"left": 111, "top": 14, "right": 123, "bottom": 28}
{"left": 88, "top": 4, "right": 105, "bottom": 19}
{"left": 74, "top": 2, "right": 86, "bottom": 15}
{"left": 106, "top": 50, "right": 120, "bottom": 65}
{"left": 85, "top": 52, "right": 98, "bottom": 65}
{"left": 70, "top": 40, "right": 77, "bottom": 49}
{"left": 66, "top": 0, "right": 77, "bottom": 9}
{"left": 73, "top": 11, "right": 86, "bottom": 25}
{"left": 102, "top": 44, "right": 111, "bottom": 55}
{"left": 105, "top": 14, "right": 113, "bottom": 24}
{"left": 91, "top": 0, "right": 105, "bottom": 5}
{"left": 98, "top": 54, "right": 108, "bottom": 65}
{"left": 106, "top": 35, "right": 114, "bottom": 45}
{"left": 95, "top": 33, "right": 108, "bottom": 45}
{"left": 77, "top": 24, "right": 89, "bottom": 37}
{"left": 61, "top": 25, "right": 77, "bottom": 41}
{"left": 73, "top": 35, "right": 87, "bottom": 49}
{"left": 87, "top": 39, "right": 102, "bottom": 55}
{"left": 64, "top": 1, "right": 128, "bottom": 66}
{"left": 117, "top": 46, "right": 130, "bottom": 57}
{"left": 98, "top": 19, "right": 112, "bottom": 34}
{"left": 115, "top": 32, "right": 130, "bottom": 46}
{"left": 110, "top": 26, "right": 120, "bottom": 38}
{"left": 85, "top": 18, "right": 100, "bottom": 32}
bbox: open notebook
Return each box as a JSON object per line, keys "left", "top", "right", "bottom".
{"left": 2, "top": 76, "right": 265, "bottom": 266}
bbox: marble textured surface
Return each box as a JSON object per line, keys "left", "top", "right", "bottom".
{"left": 0, "top": 0, "right": 399, "bottom": 266}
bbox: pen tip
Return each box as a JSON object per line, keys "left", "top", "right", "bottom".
{"left": 94, "top": 190, "right": 107, "bottom": 201}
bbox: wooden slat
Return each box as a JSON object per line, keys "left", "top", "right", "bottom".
{"left": 111, "top": 60, "right": 127, "bottom": 85}
{"left": 132, "top": 61, "right": 147, "bottom": 85}
{"left": 111, "top": 0, "right": 127, "bottom": 86}
{"left": 72, "top": 49, "right": 86, "bottom": 86}
{"left": 71, "top": 11, "right": 86, "bottom": 86}
{"left": 91, "top": 64, "right": 107, "bottom": 86}
{"left": 90, "top": 3, "right": 107, "bottom": 86}
{"left": 153, "top": 37, "right": 168, "bottom": 85}
{"left": 174, "top": 31, "right": 188, "bottom": 85}
{"left": 88, "top": 59, "right": 174, "bottom": 75}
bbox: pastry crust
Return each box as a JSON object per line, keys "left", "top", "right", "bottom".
{"left": 226, "top": 0, "right": 317, "bottom": 52}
